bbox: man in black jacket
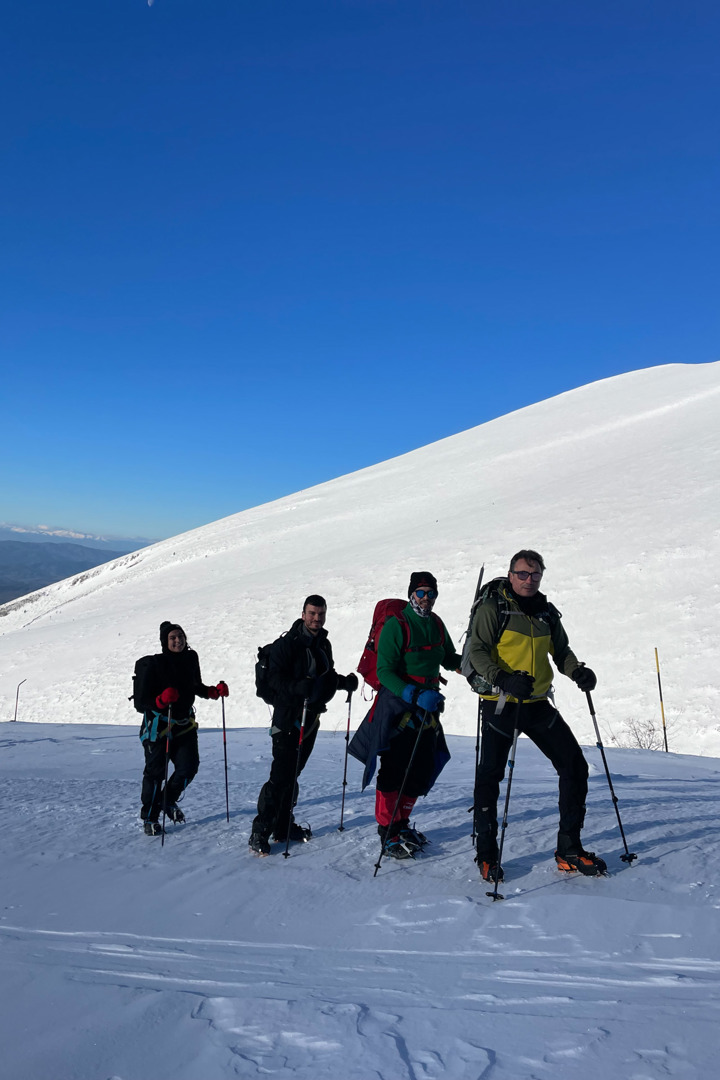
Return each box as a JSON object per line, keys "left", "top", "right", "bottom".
{"left": 249, "top": 595, "right": 357, "bottom": 856}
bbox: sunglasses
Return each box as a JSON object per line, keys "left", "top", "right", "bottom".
{"left": 415, "top": 588, "right": 437, "bottom": 599}
{"left": 510, "top": 570, "right": 542, "bottom": 582}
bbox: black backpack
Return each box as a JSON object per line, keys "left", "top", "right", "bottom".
{"left": 255, "top": 634, "right": 287, "bottom": 706}
{"left": 130, "top": 654, "right": 157, "bottom": 713}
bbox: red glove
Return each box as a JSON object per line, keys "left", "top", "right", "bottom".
{"left": 156, "top": 687, "right": 179, "bottom": 709}
{"left": 216, "top": 681, "right": 229, "bottom": 698}
{"left": 207, "top": 686, "right": 220, "bottom": 700}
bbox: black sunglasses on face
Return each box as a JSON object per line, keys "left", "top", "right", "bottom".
{"left": 510, "top": 570, "right": 542, "bottom": 582}
{"left": 415, "top": 588, "right": 437, "bottom": 599}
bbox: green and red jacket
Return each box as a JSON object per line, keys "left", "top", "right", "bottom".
{"left": 377, "top": 603, "right": 461, "bottom": 697}
{"left": 348, "top": 603, "right": 459, "bottom": 791}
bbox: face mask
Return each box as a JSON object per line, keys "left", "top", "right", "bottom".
{"left": 410, "top": 595, "right": 432, "bottom": 618}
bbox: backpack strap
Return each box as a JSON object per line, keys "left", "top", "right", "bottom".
{"left": 397, "top": 611, "right": 445, "bottom": 652}
{"left": 477, "top": 578, "right": 512, "bottom": 647}
{"left": 396, "top": 612, "right": 447, "bottom": 686}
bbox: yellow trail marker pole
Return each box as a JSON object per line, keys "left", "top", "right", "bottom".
{"left": 654, "top": 648, "right": 669, "bottom": 753}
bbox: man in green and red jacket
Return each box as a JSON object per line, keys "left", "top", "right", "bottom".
{"left": 350, "top": 571, "right": 461, "bottom": 859}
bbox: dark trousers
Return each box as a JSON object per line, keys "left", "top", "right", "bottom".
{"left": 252, "top": 720, "right": 319, "bottom": 838}
{"left": 474, "top": 699, "right": 588, "bottom": 861}
{"left": 141, "top": 727, "right": 200, "bottom": 821}
{"left": 377, "top": 721, "right": 439, "bottom": 799}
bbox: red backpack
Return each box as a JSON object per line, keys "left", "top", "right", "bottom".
{"left": 357, "top": 598, "right": 446, "bottom": 692}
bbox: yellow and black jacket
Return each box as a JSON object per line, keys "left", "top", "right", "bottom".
{"left": 467, "top": 578, "right": 581, "bottom": 703}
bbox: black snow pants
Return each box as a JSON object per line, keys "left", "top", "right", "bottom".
{"left": 473, "top": 699, "right": 588, "bottom": 861}
{"left": 141, "top": 725, "right": 200, "bottom": 822}
{"left": 252, "top": 718, "right": 320, "bottom": 839}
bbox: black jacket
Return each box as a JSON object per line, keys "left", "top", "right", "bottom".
{"left": 267, "top": 619, "right": 339, "bottom": 732}
{"left": 135, "top": 648, "right": 213, "bottom": 723}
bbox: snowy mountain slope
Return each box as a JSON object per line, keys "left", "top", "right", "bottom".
{"left": 1, "top": 721, "right": 719, "bottom": 1080}
{"left": 0, "top": 361, "right": 719, "bottom": 753}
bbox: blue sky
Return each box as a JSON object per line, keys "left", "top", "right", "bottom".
{"left": 2, "top": 0, "right": 718, "bottom": 539}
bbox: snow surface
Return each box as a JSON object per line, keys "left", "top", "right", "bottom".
{"left": 2, "top": 720, "right": 719, "bottom": 1079}
{"left": 1, "top": 361, "right": 718, "bottom": 755}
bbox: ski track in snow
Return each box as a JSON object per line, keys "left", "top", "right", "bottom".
{"left": 1, "top": 723, "right": 720, "bottom": 1078}
{"left": 2, "top": 920, "right": 718, "bottom": 1079}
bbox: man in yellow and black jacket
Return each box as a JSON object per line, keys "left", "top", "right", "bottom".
{"left": 468, "top": 549, "right": 606, "bottom": 881}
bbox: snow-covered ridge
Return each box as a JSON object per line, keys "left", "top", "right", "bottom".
{"left": 1, "top": 361, "right": 719, "bottom": 754}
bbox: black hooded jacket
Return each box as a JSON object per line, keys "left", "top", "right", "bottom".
{"left": 267, "top": 618, "right": 339, "bottom": 732}
{"left": 136, "top": 648, "right": 213, "bottom": 722}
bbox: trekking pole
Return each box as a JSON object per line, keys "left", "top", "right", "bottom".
{"left": 462, "top": 565, "right": 484, "bottom": 841}
{"left": 283, "top": 698, "right": 310, "bottom": 859}
{"left": 486, "top": 701, "right": 522, "bottom": 901}
{"left": 585, "top": 691, "right": 637, "bottom": 864}
{"left": 654, "top": 648, "right": 669, "bottom": 753}
{"left": 221, "top": 697, "right": 230, "bottom": 822}
{"left": 12, "top": 679, "right": 27, "bottom": 722}
{"left": 160, "top": 705, "right": 172, "bottom": 848}
{"left": 470, "top": 698, "right": 481, "bottom": 843}
{"left": 466, "top": 564, "right": 485, "bottom": 631}
{"left": 374, "top": 712, "right": 428, "bottom": 877}
{"left": 338, "top": 690, "right": 354, "bottom": 831}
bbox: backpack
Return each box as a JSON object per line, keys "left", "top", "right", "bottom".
{"left": 130, "top": 654, "right": 157, "bottom": 714}
{"left": 461, "top": 578, "right": 561, "bottom": 694}
{"left": 255, "top": 634, "right": 287, "bottom": 706}
{"left": 357, "top": 598, "right": 446, "bottom": 692}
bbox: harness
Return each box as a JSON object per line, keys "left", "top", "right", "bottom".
{"left": 139, "top": 708, "right": 196, "bottom": 744}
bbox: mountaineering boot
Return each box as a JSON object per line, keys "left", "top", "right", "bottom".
{"left": 144, "top": 821, "right": 163, "bottom": 836}
{"left": 555, "top": 850, "right": 607, "bottom": 876}
{"left": 476, "top": 857, "right": 504, "bottom": 883}
{"left": 383, "top": 835, "right": 415, "bottom": 860}
{"left": 249, "top": 831, "right": 272, "bottom": 857}
{"left": 377, "top": 822, "right": 414, "bottom": 858}
{"left": 396, "top": 822, "right": 429, "bottom": 851}
{"left": 166, "top": 804, "right": 185, "bottom": 824}
{"left": 273, "top": 821, "right": 312, "bottom": 844}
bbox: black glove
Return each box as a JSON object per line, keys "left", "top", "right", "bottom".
{"left": 339, "top": 673, "right": 359, "bottom": 693}
{"left": 572, "top": 666, "right": 597, "bottom": 692}
{"left": 495, "top": 670, "right": 534, "bottom": 699}
{"left": 294, "top": 678, "right": 313, "bottom": 698}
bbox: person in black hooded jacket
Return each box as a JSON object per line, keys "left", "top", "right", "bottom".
{"left": 249, "top": 594, "right": 357, "bottom": 855}
{"left": 136, "top": 621, "right": 228, "bottom": 835}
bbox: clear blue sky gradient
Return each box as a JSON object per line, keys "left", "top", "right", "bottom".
{"left": 2, "top": 1, "right": 718, "bottom": 538}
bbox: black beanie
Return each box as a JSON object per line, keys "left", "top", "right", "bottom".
{"left": 160, "top": 621, "right": 186, "bottom": 652}
{"left": 408, "top": 571, "right": 438, "bottom": 598}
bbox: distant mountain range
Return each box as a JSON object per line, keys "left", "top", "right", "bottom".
{"left": 0, "top": 540, "right": 127, "bottom": 604}
{"left": 0, "top": 524, "right": 154, "bottom": 551}
{"left": 0, "top": 527, "right": 155, "bottom": 604}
